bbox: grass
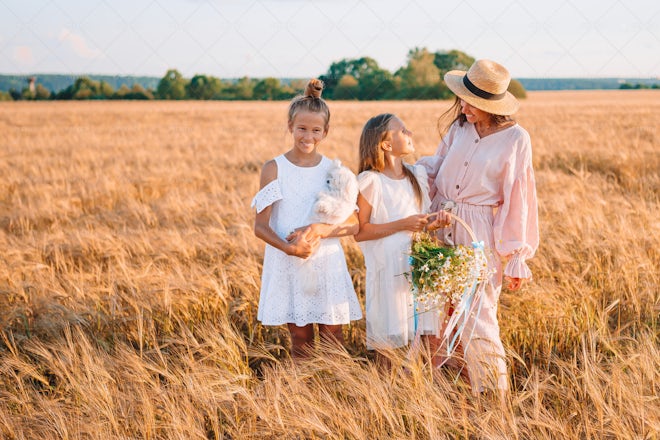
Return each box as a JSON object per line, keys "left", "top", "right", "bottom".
{"left": 0, "top": 91, "right": 658, "bottom": 439}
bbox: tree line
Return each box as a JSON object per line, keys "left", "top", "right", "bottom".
{"left": 618, "top": 82, "right": 659, "bottom": 89}
{"left": 0, "top": 49, "right": 529, "bottom": 102}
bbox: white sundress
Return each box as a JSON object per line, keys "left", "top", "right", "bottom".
{"left": 251, "top": 154, "right": 362, "bottom": 326}
{"left": 358, "top": 165, "right": 441, "bottom": 350}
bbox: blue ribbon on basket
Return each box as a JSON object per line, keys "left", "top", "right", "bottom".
{"left": 443, "top": 240, "right": 487, "bottom": 356}
{"left": 413, "top": 293, "right": 419, "bottom": 335}
{"left": 410, "top": 255, "right": 419, "bottom": 335}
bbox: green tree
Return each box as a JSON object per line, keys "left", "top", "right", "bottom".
{"left": 9, "top": 88, "right": 21, "bottom": 100}
{"left": 508, "top": 78, "right": 527, "bottom": 99}
{"left": 71, "top": 79, "right": 94, "bottom": 99}
{"left": 34, "top": 83, "right": 52, "bottom": 100}
{"left": 232, "top": 76, "right": 255, "bottom": 100}
{"left": 253, "top": 77, "right": 289, "bottom": 100}
{"left": 434, "top": 49, "right": 474, "bottom": 77}
{"left": 130, "top": 83, "right": 154, "bottom": 99}
{"left": 186, "top": 74, "right": 223, "bottom": 100}
{"left": 156, "top": 69, "right": 187, "bottom": 100}
{"left": 114, "top": 83, "right": 154, "bottom": 100}
{"left": 23, "top": 84, "right": 52, "bottom": 100}
{"left": 396, "top": 47, "right": 444, "bottom": 99}
{"left": 320, "top": 57, "right": 395, "bottom": 99}
{"left": 114, "top": 84, "right": 131, "bottom": 98}
{"left": 98, "top": 80, "right": 114, "bottom": 98}
{"left": 21, "top": 88, "right": 33, "bottom": 100}
{"left": 333, "top": 75, "right": 359, "bottom": 100}
{"left": 54, "top": 77, "right": 114, "bottom": 99}
{"left": 0, "top": 91, "right": 12, "bottom": 101}
{"left": 288, "top": 79, "right": 307, "bottom": 94}
{"left": 73, "top": 77, "right": 97, "bottom": 99}
{"left": 619, "top": 82, "right": 651, "bottom": 89}
{"left": 357, "top": 67, "right": 397, "bottom": 100}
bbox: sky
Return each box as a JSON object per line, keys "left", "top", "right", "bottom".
{"left": 1, "top": 0, "right": 659, "bottom": 79}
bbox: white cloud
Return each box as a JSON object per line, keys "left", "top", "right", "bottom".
{"left": 58, "top": 28, "right": 102, "bottom": 59}
{"left": 13, "top": 45, "right": 35, "bottom": 65}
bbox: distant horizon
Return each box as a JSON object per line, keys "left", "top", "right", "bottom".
{"left": 2, "top": 72, "right": 658, "bottom": 98}
{"left": 2, "top": 72, "right": 659, "bottom": 81}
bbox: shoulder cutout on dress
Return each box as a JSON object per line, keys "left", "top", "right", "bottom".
{"left": 251, "top": 179, "right": 283, "bottom": 213}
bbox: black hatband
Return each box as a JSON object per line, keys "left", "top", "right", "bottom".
{"left": 463, "top": 75, "right": 506, "bottom": 100}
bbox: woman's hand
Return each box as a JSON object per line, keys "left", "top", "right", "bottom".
{"left": 425, "top": 211, "right": 452, "bottom": 231}
{"left": 505, "top": 276, "right": 524, "bottom": 291}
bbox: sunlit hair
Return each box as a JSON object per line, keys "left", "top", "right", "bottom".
{"left": 437, "top": 96, "right": 514, "bottom": 139}
{"left": 359, "top": 113, "right": 422, "bottom": 208}
{"left": 287, "top": 79, "right": 330, "bottom": 128}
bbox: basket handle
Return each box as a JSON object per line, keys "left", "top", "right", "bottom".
{"left": 446, "top": 212, "right": 478, "bottom": 243}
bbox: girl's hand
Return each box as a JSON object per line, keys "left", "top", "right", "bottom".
{"left": 400, "top": 214, "right": 429, "bottom": 232}
{"left": 286, "top": 228, "right": 320, "bottom": 258}
{"left": 286, "top": 228, "right": 305, "bottom": 243}
{"left": 426, "top": 211, "right": 452, "bottom": 231}
{"left": 286, "top": 223, "right": 322, "bottom": 243}
{"left": 505, "top": 276, "right": 524, "bottom": 291}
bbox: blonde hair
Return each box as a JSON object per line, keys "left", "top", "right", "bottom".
{"left": 288, "top": 79, "right": 330, "bottom": 128}
{"left": 358, "top": 113, "right": 422, "bottom": 208}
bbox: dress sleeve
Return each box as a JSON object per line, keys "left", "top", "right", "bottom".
{"left": 356, "top": 171, "right": 387, "bottom": 271}
{"left": 410, "top": 164, "right": 432, "bottom": 213}
{"left": 357, "top": 171, "right": 379, "bottom": 207}
{"left": 250, "top": 180, "right": 283, "bottom": 213}
{"left": 493, "top": 132, "right": 539, "bottom": 279}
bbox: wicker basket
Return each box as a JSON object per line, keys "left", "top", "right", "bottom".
{"left": 409, "top": 210, "right": 489, "bottom": 357}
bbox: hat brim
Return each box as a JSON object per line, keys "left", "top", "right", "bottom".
{"left": 444, "top": 70, "right": 520, "bottom": 116}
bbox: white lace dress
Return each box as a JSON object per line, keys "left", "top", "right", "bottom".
{"left": 251, "top": 154, "right": 362, "bottom": 326}
{"left": 358, "top": 165, "right": 441, "bottom": 350}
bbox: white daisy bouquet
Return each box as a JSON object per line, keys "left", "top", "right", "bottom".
{"left": 406, "top": 231, "right": 491, "bottom": 311}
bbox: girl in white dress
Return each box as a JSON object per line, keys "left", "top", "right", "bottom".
{"left": 354, "top": 113, "right": 450, "bottom": 368}
{"left": 252, "top": 79, "right": 362, "bottom": 360}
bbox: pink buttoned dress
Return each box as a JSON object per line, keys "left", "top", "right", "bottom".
{"left": 417, "top": 120, "right": 539, "bottom": 392}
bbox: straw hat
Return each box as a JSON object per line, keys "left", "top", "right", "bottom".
{"left": 444, "top": 59, "right": 519, "bottom": 116}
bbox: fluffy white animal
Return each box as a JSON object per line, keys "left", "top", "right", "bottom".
{"left": 312, "top": 159, "right": 358, "bottom": 224}
{"left": 299, "top": 160, "right": 358, "bottom": 294}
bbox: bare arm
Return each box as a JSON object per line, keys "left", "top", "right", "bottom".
{"left": 287, "top": 213, "right": 359, "bottom": 243}
{"left": 253, "top": 160, "right": 319, "bottom": 258}
{"left": 353, "top": 193, "right": 429, "bottom": 242}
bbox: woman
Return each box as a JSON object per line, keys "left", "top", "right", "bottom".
{"left": 417, "top": 59, "right": 539, "bottom": 396}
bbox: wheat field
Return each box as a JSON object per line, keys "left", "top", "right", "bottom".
{"left": 0, "top": 91, "right": 658, "bottom": 439}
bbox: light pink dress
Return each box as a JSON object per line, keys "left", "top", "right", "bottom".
{"left": 417, "top": 120, "right": 539, "bottom": 392}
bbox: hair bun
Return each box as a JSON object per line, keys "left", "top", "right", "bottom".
{"left": 305, "top": 79, "right": 324, "bottom": 99}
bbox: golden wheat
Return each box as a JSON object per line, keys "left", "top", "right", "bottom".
{"left": 0, "top": 91, "right": 658, "bottom": 439}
